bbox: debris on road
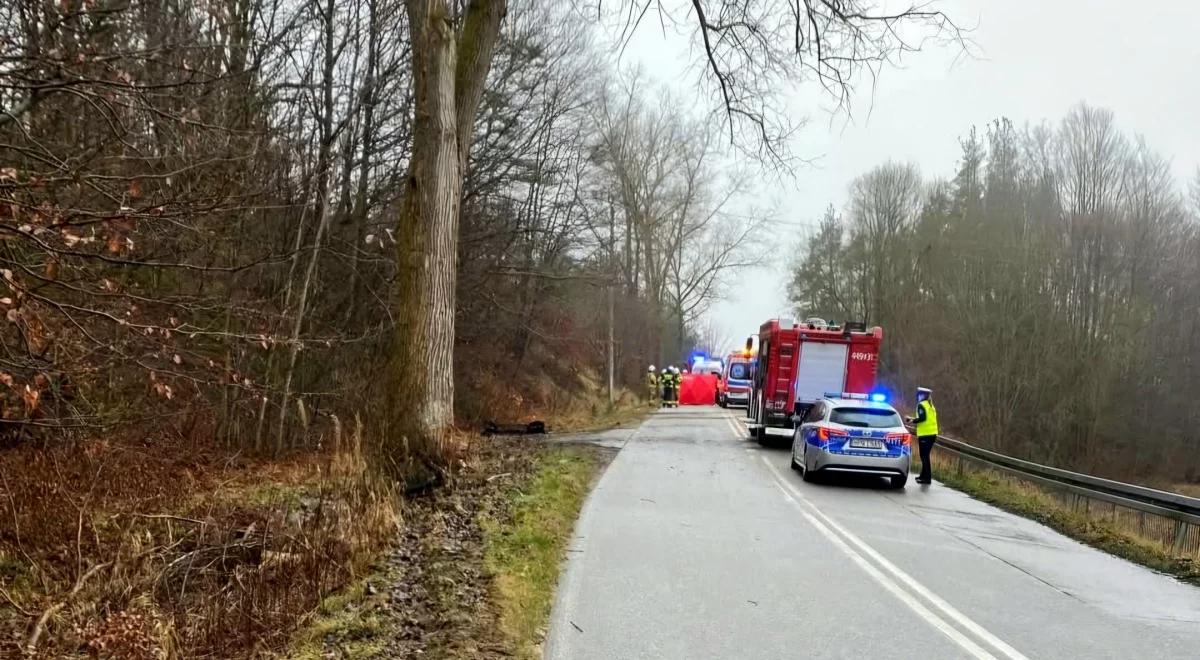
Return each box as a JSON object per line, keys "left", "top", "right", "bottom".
{"left": 483, "top": 419, "right": 547, "bottom": 436}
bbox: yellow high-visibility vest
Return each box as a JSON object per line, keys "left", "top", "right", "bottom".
{"left": 916, "top": 399, "right": 939, "bottom": 437}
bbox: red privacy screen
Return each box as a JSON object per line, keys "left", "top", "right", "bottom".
{"left": 679, "top": 373, "right": 718, "bottom": 405}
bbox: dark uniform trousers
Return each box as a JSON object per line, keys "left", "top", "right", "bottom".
{"left": 918, "top": 435, "right": 937, "bottom": 482}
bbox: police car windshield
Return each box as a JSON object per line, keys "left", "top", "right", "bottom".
{"left": 728, "top": 363, "right": 749, "bottom": 380}
{"left": 830, "top": 407, "right": 902, "bottom": 429}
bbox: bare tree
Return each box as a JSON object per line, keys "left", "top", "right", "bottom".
{"left": 605, "top": 0, "right": 968, "bottom": 163}
{"left": 388, "top": 0, "right": 507, "bottom": 468}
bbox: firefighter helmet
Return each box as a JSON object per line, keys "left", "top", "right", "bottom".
{"left": 648, "top": 365, "right": 656, "bottom": 372}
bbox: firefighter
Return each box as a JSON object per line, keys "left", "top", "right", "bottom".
{"left": 661, "top": 365, "right": 677, "bottom": 407}
{"left": 646, "top": 365, "right": 658, "bottom": 406}
{"left": 909, "top": 387, "right": 939, "bottom": 484}
{"left": 668, "top": 366, "right": 681, "bottom": 407}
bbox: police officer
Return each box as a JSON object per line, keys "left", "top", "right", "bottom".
{"left": 910, "top": 387, "right": 939, "bottom": 484}
{"left": 646, "top": 365, "right": 658, "bottom": 406}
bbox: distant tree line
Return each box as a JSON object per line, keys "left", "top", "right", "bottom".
{"left": 790, "top": 105, "right": 1200, "bottom": 485}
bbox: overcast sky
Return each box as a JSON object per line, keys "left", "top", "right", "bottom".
{"left": 606, "top": 0, "right": 1200, "bottom": 353}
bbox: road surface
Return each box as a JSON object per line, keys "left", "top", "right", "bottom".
{"left": 545, "top": 407, "right": 1200, "bottom": 659}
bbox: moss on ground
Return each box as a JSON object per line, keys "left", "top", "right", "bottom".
{"left": 288, "top": 579, "right": 390, "bottom": 660}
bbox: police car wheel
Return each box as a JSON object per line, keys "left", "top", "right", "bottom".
{"left": 890, "top": 474, "right": 908, "bottom": 489}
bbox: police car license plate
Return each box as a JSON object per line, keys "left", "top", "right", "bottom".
{"left": 849, "top": 439, "right": 884, "bottom": 450}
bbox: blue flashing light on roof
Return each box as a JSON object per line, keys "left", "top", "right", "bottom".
{"left": 824, "top": 392, "right": 875, "bottom": 401}
{"left": 869, "top": 392, "right": 887, "bottom": 403}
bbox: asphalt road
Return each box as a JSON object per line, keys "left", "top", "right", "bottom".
{"left": 545, "top": 407, "right": 1200, "bottom": 660}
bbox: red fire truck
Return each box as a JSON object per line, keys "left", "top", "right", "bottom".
{"left": 745, "top": 318, "right": 883, "bottom": 442}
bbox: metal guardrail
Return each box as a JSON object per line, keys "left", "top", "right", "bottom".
{"left": 914, "top": 430, "right": 1200, "bottom": 560}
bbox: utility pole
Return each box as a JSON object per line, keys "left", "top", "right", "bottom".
{"left": 607, "top": 202, "right": 616, "bottom": 406}
{"left": 607, "top": 280, "right": 615, "bottom": 406}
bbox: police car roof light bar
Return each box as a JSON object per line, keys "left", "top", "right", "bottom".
{"left": 824, "top": 391, "right": 870, "bottom": 400}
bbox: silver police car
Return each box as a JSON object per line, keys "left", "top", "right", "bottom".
{"left": 790, "top": 393, "right": 912, "bottom": 489}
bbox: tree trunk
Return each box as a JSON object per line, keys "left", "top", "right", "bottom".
{"left": 276, "top": 0, "right": 339, "bottom": 454}
{"left": 391, "top": 0, "right": 505, "bottom": 461}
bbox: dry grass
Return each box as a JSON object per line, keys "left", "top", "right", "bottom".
{"left": 1174, "top": 483, "right": 1200, "bottom": 499}
{"left": 2, "top": 372, "right": 627, "bottom": 658}
{"left": 0, "top": 423, "right": 401, "bottom": 658}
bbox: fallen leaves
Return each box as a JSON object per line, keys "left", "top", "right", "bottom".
{"left": 22, "top": 384, "right": 40, "bottom": 414}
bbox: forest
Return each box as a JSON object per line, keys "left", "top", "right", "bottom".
{"left": 789, "top": 107, "right": 1200, "bottom": 487}
{"left": 0, "top": 0, "right": 764, "bottom": 454}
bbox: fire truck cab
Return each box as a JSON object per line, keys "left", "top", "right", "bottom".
{"left": 745, "top": 318, "right": 883, "bottom": 442}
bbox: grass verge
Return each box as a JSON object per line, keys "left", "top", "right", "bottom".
{"left": 922, "top": 455, "right": 1200, "bottom": 586}
{"left": 482, "top": 446, "right": 604, "bottom": 659}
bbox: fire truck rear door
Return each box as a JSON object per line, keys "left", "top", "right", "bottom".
{"left": 793, "top": 341, "right": 849, "bottom": 405}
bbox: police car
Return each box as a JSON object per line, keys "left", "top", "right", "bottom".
{"left": 789, "top": 392, "right": 911, "bottom": 489}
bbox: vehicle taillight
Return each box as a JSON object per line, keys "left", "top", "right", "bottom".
{"left": 886, "top": 432, "right": 911, "bottom": 446}
{"left": 818, "top": 427, "right": 849, "bottom": 442}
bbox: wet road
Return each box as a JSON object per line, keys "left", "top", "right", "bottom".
{"left": 545, "top": 407, "right": 1200, "bottom": 659}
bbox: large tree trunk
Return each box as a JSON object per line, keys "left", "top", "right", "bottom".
{"left": 391, "top": 0, "right": 504, "bottom": 462}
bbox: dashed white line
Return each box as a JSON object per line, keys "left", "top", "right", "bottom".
{"left": 761, "top": 456, "right": 1030, "bottom": 660}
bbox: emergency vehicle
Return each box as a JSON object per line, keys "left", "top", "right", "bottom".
{"left": 745, "top": 318, "right": 883, "bottom": 442}
{"left": 718, "top": 351, "right": 753, "bottom": 408}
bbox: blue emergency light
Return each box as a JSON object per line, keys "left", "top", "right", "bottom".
{"left": 823, "top": 391, "right": 889, "bottom": 403}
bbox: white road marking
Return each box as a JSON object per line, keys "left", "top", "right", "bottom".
{"left": 760, "top": 456, "right": 1031, "bottom": 660}
{"left": 725, "top": 410, "right": 751, "bottom": 437}
{"left": 769, "top": 478, "right": 998, "bottom": 659}
{"left": 723, "top": 414, "right": 743, "bottom": 439}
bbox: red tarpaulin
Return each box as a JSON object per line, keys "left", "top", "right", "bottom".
{"left": 679, "top": 373, "right": 718, "bottom": 405}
